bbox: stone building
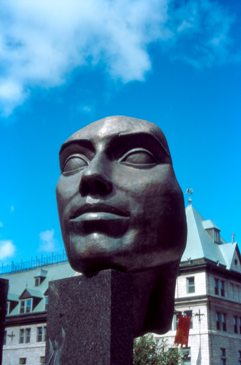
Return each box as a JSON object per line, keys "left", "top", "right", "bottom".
{"left": 1, "top": 258, "right": 75, "bottom": 365}
{"left": 1, "top": 205, "right": 241, "bottom": 365}
{"left": 160, "top": 204, "right": 241, "bottom": 365}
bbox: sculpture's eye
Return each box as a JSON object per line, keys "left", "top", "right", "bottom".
{"left": 62, "top": 155, "right": 88, "bottom": 175}
{"left": 119, "top": 148, "right": 157, "bottom": 167}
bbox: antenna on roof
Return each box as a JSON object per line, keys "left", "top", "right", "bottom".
{"left": 232, "top": 232, "right": 236, "bottom": 243}
{"left": 185, "top": 187, "right": 194, "bottom": 205}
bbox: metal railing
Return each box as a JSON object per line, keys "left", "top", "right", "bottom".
{"left": 0, "top": 251, "right": 67, "bottom": 274}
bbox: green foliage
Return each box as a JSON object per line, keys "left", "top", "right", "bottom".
{"left": 133, "top": 334, "right": 180, "bottom": 365}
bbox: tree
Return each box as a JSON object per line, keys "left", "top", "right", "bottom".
{"left": 133, "top": 334, "right": 180, "bottom": 365}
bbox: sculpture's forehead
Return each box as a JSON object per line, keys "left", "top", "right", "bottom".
{"left": 66, "top": 116, "right": 165, "bottom": 144}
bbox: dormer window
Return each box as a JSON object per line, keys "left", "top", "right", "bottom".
{"left": 19, "top": 289, "right": 42, "bottom": 314}
{"left": 7, "top": 294, "right": 19, "bottom": 314}
{"left": 206, "top": 227, "right": 220, "bottom": 243}
{"left": 34, "top": 269, "right": 47, "bottom": 286}
{"left": 20, "top": 299, "right": 32, "bottom": 314}
{"left": 202, "top": 220, "right": 221, "bottom": 243}
{"left": 35, "top": 277, "right": 42, "bottom": 287}
{"left": 214, "top": 229, "right": 220, "bottom": 243}
{"left": 7, "top": 301, "right": 10, "bottom": 315}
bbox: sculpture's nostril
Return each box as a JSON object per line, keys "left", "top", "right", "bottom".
{"left": 80, "top": 173, "right": 113, "bottom": 197}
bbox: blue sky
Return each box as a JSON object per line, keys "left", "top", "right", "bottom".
{"left": 0, "top": 0, "right": 240, "bottom": 265}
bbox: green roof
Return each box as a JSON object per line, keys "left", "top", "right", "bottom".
{"left": 1, "top": 261, "right": 76, "bottom": 316}
{"left": 182, "top": 205, "right": 241, "bottom": 272}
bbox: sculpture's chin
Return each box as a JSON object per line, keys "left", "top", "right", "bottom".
{"left": 64, "top": 226, "right": 186, "bottom": 276}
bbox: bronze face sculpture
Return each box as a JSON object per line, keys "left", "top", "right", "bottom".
{"left": 56, "top": 116, "right": 187, "bottom": 336}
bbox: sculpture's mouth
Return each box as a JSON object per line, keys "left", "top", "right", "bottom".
{"left": 68, "top": 203, "right": 130, "bottom": 237}
{"left": 70, "top": 203, "right": 129, "bottom": 220}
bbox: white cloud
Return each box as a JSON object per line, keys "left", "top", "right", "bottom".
{"left": 166, "top": 0, "right": 235, "bottom": 68}
{"left": 0, "top": 240, "right": 16, "bottom": 260}
{"left": 39, "top": 229, "right": 56, "bottom": 252}
{"left": 0, "top": 0, "right": 238, "bottom": 114}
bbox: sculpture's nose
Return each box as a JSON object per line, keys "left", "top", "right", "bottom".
{"left": 79, "top": 155, "right": 113, "bottom": 197}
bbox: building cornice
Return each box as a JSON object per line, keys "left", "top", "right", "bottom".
{"left": 180, "top": 258, "right": 241, "bottom": 281}
{"left": 175, "top": 294, "right": 208, "bottom": 305}
{"left": 5, "top": 312, "right": 47, "bottom": 327}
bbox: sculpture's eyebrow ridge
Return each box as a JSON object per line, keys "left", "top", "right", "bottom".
{"left": 59, "top": 139, "right": 95, "bottom": 156}
{"left": 107, "top": 132, "right": 171, "bottom": 159}
{"left": 59, "top": 131, "right": 171, "bottom": 162}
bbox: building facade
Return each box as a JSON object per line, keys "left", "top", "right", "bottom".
{"left": 1, "top": 205, "right": 241, "bottom": 365}
{"left": 1, "top": 258, "right": 75, "bottom": 365}
{"left": 160, "top": 205, "right": 241, "bottom": 365}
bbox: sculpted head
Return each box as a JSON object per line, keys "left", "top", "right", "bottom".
{"left": 56, "top": 116, "right": 186, "bottom": 276}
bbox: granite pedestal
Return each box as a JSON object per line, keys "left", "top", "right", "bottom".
{"left": 0, "top": 279, "right": 8, "bottom": 365}
{"left": 46, "top": 270, "right": 133, "bottom": 365}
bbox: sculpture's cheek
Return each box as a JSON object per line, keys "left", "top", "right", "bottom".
{"left": 56, "top": 172, "right": 82, "bottom": 201}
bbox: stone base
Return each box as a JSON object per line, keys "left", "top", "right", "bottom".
{"left": 46, "top": 270, "right": 133, "bottom": 365}
{"left": 0, "top": 279, "right": 8, "bottom": 365}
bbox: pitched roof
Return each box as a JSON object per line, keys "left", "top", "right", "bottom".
{"left": 1, "top": 261, "right": 76, "bottom": 316}
{"left": 219, "top": 243, "right": 241, "bottom": 273}
{"left": 182, "top": 204, "right": 241, "bottom": 272}
{"left": 19, "top": 288, "right": 43, "bottom": 299}
{"left": 7, "top": 293, "right": 18, "bottom": 302}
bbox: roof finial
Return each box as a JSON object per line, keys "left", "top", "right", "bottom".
{"left": 231, "top": 232, "right": 236, "bottom": 243}
{"left": 185, "top": 188, "right": 194, "bottom": 205}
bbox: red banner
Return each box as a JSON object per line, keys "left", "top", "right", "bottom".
{"left": 174, "top": 314, "right": 191, "bottom": 347}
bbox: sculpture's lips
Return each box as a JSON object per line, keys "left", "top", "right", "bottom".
{"left": 70, "top": 204, "right": 129, "bottom": 221}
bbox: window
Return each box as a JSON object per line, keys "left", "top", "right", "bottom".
{"left": 220, "top": 280, "right": 225, "bottom": 297}
{"left": 230, "top": 283, "right": 234, "bottom": 299}
{"left": 215, "top": 278, "right": 219, "bottom": 295}
{"left": 214, "top": 278, "right": 225, "bottom": 297}
{"left": 35, "top": 277, "right": 42, "bottom": 287}
{"left": 19, "top": 329, "right": 24, "bottom": 344}
{"left": 238, "top": 350, "right": 241, "bottom": 365}
{"left": 40, "top": 356, "right": 45, "bottom": 364}
{"left": 234, "top": 315, "right": 238, "bottom": 333}
{"left": 19, "top": 328, "right": 31, "bottom": 344}
{"left": 181, "top": 347, "right": 191, "bottom": 365}
{"left": 172, "top": 310, "right": 193, "bottom": 330}
{"left": 6, "top": 301, "right": 10, "bottom": 315}
{"left": 222, "top": 313, "right": 227, "bottom": 331}
{"left": 36, "top": 326, "right": 46, "bottom": 342}
{"left": 19, "top": 298, "right": 32, "bottom": 314}
{"left": 6, "top": 300, "right": 18, "bottom": 314}
{"left": 234, "top": 285, "right": 239, "bottom": 301}
{"left": 186, "top": 277, "right": 195, "bottom": 294}
{"left": 220, "top": 348, "right": 226, "bottom": 365}
{"left": 214, "top": 229, "right": 220, "bottom": 243}
{"left": 216, "top": 312, "right": 227, "bottom": 331}
{"left": 25, "top": 328, "right": 31, "bottom": 343}
{"left": 216, "top": 312, "right": 221, "bottom": 330}
{"left": 19, "top": 358, "right": 27, "bottom": 365}
{"left": 3, "top": 330, "right": 6, "bottom": 345}
{"left": 185, "top": 310, "right": 193, "bottom": 328}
